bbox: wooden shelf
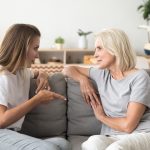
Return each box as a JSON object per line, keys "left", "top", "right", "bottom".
{"left": 38, "top": 48, "right": 94, "bottom": 65}
{"left": 39, "top": 48, "right": 94, "bottom": 51}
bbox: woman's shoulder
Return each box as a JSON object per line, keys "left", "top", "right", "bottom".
{"left": 134, "top": 69, "right": 150, "bottom": 79}
{"left": 0, "top": 69, "right": 9, "bottom": 76}
{"left": 126, "top": 69, "right": 149, "bottom": 79}
{"left": 130, "top": 69, "right": 150, "bottom": 87}
{"left": 142, "top": 69, "right": 150, "bottom": 77}
{"left": 90, "top": 67, "right": 109, "bottom": 74}
{"left": 89, "top": 67, "right": 109, "bottom": 80}
{"left": 0, "top": 70, "right": 10, "bottom": 89}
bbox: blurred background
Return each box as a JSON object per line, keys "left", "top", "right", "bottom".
{"left": 0, "top": 0, "right": 146, "bottom": 54}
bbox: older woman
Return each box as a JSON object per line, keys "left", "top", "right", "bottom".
{"left": 63, "top": 28, "right": 150, "bottom": 150}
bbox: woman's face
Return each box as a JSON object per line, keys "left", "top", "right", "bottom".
{"left": 94, "top": 39, "right": 116, "bottom": 69}
{"left": 26, "top": 36, "right": 40, "bottom": 67}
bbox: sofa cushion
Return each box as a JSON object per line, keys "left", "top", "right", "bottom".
{"left": 21, "top": 73, "right": 67, "bottom": 138}
{"left": 68, "top": 136, "right": 89, "bottom": 150}
{"left": 67, "top": 78, "right": 102, "bottom": 136}
{"left": 145, "top": 69, "right": 150, "bottom": 75}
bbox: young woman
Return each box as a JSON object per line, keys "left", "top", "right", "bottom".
{"left": 63, "top": 28, "right": 150, "bottom": 150}
{"left": 0, "top": 24, "right": 70, "bottom": 150}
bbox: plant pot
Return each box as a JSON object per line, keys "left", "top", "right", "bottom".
{"left": 78, "top": 36, "right": 88, "bottom": 49}
{"left": 55, "top": 43, "right": 63, "bottom": 50}
{"left": 144, "top": 43, "right": 150, "bottom": 55}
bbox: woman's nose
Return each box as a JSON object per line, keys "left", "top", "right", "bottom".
{"left": 36, "top": 53, "right": 39, "bottom": 58}
{"left": 94, "top": 51, "right": 98, "bottom": 58}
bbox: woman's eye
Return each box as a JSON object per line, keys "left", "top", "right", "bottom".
{"left": 34, "top": 47, "right": 38, "bottom": 51}
{"left": 95, "top": 47, "right": 101, "bottom": 51}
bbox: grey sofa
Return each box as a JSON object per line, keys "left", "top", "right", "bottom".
{"left": 21, "top": 70, "right": 150, "bottom": 149}
{"left": 20, "top": 73, "right": 101, "bottom": 150}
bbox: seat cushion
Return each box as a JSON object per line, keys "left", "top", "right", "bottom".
{"left": 68, "top": 135, "right": 89, "bottom": 150}
{"left": 145, "top": 69, "right": 150, "bottom": 75}
{"left": 67, "top": 78, "right": 102, "bottom": 136}
{"left": 20, "top": 73, "right": 67, "bottom": 138}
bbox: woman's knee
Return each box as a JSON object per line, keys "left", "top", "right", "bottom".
{"left": 36, "top": 142, "right": 60, "bottom": 150}
{"left": 54, "top": 138, "right": 71, "bottom": 150}
{"left": 106, "top": 133, "right": 150, "bottom": 150}
{"left": 106, "top": 142, "right": 123, "bottom": 150}
{"left": 61, "top": 140, "right": 71, "bottom": 150}
{"left": 87, "top": 135, "right": 108, "bottom": 143}
{"left": 44, "top": 137, "right": 71, "bottom": 150}
{"left": 19, "top": 139, "right": 60, "bottom": 150}
{"left": 82, "top": 135, "right": 112, "bottom": 150}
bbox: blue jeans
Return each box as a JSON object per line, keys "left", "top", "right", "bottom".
{"left": 0, "top": 129, "right": 71, "bottom": 150}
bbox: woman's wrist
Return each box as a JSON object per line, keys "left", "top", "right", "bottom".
{"left": 79, "top": 76, "right": 89, "bottom": 84}
{"left": 33, "top": 70, "right": 39, "bottom": 79}
{"left": 39, "top": 72, "right": 49, "bottom": 80}
{"left": 30, "top": 94, "right": 42, "bottom": 106}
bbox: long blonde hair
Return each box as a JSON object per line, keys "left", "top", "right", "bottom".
{"left": 0, "top": 24, "right": 41, "bottom": 73}
{"left": 96, "top": 28, "right": 136, "bottom": 71}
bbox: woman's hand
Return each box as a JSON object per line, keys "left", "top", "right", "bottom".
{"left": 35, "top": 90, "right": 66, "bottom": 104}
{"left": 35, "top": 71, "right": 51, "bottom": 93}
{"left": 62, "top": 66, "right": 98, "bottom": 104}
{"left": 79, "top": 77, "right": 100, "bottom": 104}
{"left": 90, "top": 100, "right": 105, "bottom": 121}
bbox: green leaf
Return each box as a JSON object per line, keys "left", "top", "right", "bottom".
{"left": 77, "top": 29, "right": 92, "bottom": 36}
{"left": 137, "top": 0, "right": 150, "bottom": 21}
{"left": 55, "top": 36, "right": 64, "bottom": 44}
{"left": 137, "top": 5, "right": 144, "bottom": 10}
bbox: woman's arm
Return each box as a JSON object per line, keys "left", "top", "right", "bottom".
{"left": 32, "top": 70, "right": 51, "bottom": 93}
{"left": 0, "top": 96, "right": 40, "bottom": 128}
{"left": 91, "top": 100, "right": 146, "bottom": 133}
{"left": 32, "top": 70, "right": 39, "bottom": 79}
{"left": 0, "top": 90, "right": 66, "bottom": 128}
{"left": 62, "top": 66, "right": 89, "bottom": 81}
{"left": 62, "top": 66, "right": 100, "bottom": 104}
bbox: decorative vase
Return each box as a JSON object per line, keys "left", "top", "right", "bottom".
{"left": 78, "top": 36, "right": 88, "bottom": 49}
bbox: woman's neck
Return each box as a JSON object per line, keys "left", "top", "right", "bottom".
{"left": 109, "top": 67, "right": 137, "bottom": 80}
{"left": 110, "top": 69, "right": 124, "bottom": 80}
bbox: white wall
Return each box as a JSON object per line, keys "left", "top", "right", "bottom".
{"left": 0, "top": 0, "right": 147, "bottom": 54}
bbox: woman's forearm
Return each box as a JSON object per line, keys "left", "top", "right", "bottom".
{"left": 33, "top": 70, "right": 39, "bottom": 79}
{"left": 0, "top": 96, "right": 41, "bottom": 128}
{"left": 97, "top": 102, "right": 146, "bottom": 133}
{"left": 62, "top": 66, "right": 89, "bottom": 82}
{"left": 99, "top": 115, "right": 134, "bottom": 133}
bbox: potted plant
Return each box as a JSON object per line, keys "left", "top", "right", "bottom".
{"left": 77, "top": 29, "right": 92, "bottom": 49}
{"left": 55, "top": 36, "right": 65, "bottom": 50}
{"left": 138, "top": 0, "right": 150, "bottom": 54}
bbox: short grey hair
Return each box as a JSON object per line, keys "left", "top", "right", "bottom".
{"left": 95, "top": 28, "right": 136, "bottom": 71}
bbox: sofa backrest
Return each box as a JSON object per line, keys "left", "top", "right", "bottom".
{"left": 21, "top": 73, "right": 102, "bottom": 138}
{"left": 21, "top": 73, "right": 67, "bottom": 138}
{"left": 67, "top": 78, "right": 101, "bottom": 136}
{"left": 21, "top": 70, "right": 150, "bottom": 138}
